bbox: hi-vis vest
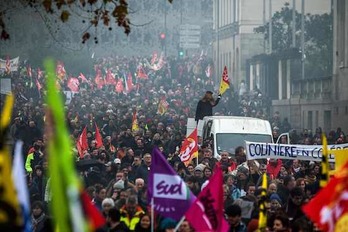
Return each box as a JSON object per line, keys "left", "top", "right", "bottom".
{"left": 120, "top": 206, "right": 144, "bottom": 231}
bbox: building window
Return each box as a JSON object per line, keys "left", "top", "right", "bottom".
{"left": 308, "top": 111, "right": 313, "bottom": 131}
{"left": 324, "top": 111, "right": 331, "bottom": 132}
{"left": 335, "top": 107, "right": 339, "bottom": 115}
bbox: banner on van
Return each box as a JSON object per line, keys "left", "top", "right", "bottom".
{"left": 245, "top": 141, "right": 348, "bottom": 162}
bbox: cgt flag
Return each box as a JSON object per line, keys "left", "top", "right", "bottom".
{"left": 302, "top": 159, "right": 348, "bottom": 232}
{"left": 179, "top": 128, "right": 198, "bottom": 167}
{"left": 131, "top": 111, "right": 139, "bottom": 132}
{"left": 157, "top": 96, "right": 169, "bottom": 115}
{"left": 219, "top": 66, "right": 230, "bottom": 95}
{"left": 185, "top": 165, "right": 229, "bottom": 232}
{"left": 148, "top": 147, "right": 196, "bottom": 221}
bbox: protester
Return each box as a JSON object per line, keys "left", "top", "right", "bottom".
{"left": 104, "top": 207, "right": 130, "bottom": 232}
{"left": 31, "top": 201, "right": 52, "bottom": 232}
{"left": 225, "top": 204, "right": 247, "bottom": 232}
{"left": 3, "top": 53, "right": 347, "bottom": 232}
{"left": 195, "top": 91, "right": 221, "bottom": 122}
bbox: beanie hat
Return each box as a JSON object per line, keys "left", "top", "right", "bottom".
{"left": 237, "top": 166, "right": 249, "bottom": 176}
{"left": 270, "top": 193, "right": 282, "bottom": 204}
{"left": 194, "top": 164, "right": 206, "bottom": 172}
{"left": 113, "top": 180, "right": 124, "bottom": 190}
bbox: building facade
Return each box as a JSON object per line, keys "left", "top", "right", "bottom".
{"left": 332, "top": 0, "right": 348, "bottom": 130}
{"left": 212, "top": 0, "right": 330, "bottom": 91}
{"left": 250, "top": 0, "right": 347, "bottom": 132}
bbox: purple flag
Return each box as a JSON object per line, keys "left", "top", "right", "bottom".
{"left": 148, "top": 147, "right": 196, "bottom": 221}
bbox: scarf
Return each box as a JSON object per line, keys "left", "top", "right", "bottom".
{"left": 32, "top": 213, "right": 46, "bottom": 232}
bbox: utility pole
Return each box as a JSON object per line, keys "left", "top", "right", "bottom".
{"left": 216, "top": 0, "right": 220, "bottom": 82}
{"left": 263, "top": 0, "right": 266, "bottom": 53}
{"left": 292, "top": 0, "right": 296, "bottom": 47}
{"left": 180, "top": 0, "right": 183, "bottom": 24}
{"left": 301, "top": 0, "right": 305, "bottom": 79}
{"left": 164, "top": 0, "right": 167, "bottom": 56}
{"left": 269, "top": 0, "right": 272, "bottom": 54}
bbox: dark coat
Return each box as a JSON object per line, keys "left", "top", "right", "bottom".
{"left": 195, "top": 97, "right": 220, "bottom": 121}
{"left": 135, "top": 164, "right": 150, "bottom": 184}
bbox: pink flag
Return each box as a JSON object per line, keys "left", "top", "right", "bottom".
{"left": 185, "top": 165, "right": 229, "bottom": 232}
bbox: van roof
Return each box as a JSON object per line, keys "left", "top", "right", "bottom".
{"left": 203, "top": 116, "right": 272, "bottom": 134}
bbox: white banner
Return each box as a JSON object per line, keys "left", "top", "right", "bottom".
{"left": 245, "top": 141, "right": 348, "bottom": 162}
{"left": 0, "top": 57, "right": 19, "bottom": 72}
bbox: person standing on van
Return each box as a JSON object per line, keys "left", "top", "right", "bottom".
{"left": 195, "top": 91, "right": 221, "bottom": 122}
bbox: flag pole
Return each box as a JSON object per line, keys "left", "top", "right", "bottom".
{"left": 174, "top": 216, "right": 185, "bottom": 232}
{"left": 151, "top": 197, "right": 154, "bottom": 232}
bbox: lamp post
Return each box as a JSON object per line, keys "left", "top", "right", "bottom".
{"left": 301, "top": 0, "right": 305, "bottom": 79}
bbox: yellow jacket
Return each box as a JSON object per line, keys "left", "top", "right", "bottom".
{"left": 120, "top": 206, "right": 144, "bottom": 231}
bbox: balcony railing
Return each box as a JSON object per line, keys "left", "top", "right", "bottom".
{"left": 291, "top": 76, "right": 332, "bottom": 100}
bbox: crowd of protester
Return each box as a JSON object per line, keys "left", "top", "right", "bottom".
{"left": 1, "top": 53, "right": 347, "bottom": 232}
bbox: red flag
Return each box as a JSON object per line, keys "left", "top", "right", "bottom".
{"left": 78, "top": 73, "right": 88, "bottom": 83}
{"left": 56, "top": 61, "right": 66, "bottom": 80}
{"left": 205, "top": 64, "right": 212, "bottom": 78}
{"left": 302, "top": 161, "right": 348, "bottom": 232}
{"left": 26, "top": 65, "right": 32, "bottom": 78}
{"left": 94, "top": 68, "right": 104, "bottom": 89}
{"left": 67, "top": 77, "right": 80, "bottom": 93}
{"left": 185, "top": 165, "right": 230, "bottom": 232}
{"left": 126, "top": 73, "right": 134, "bottom": 93}
{"left": 219, "top": 66, "right": 230, "bottom": 95}
{"left": 157, "top": 96, "right": 169, "bottom": 115}
{"left": 151, "top": 51, "right": 158, "bottom": 65}
{"left": 80, "top": 191, "right": 106, "bottom": 229}
{"left": 5, "top": 55, "right": 10, "bottom": 74}
{"left": 137, "top": 65, "right": 148, "bottom": 79}
{"left": 94, "top": 123, "right": 103, "bottom": 149}
{"left": 77, "top": 126, "right": 88, "bottom": 158}
{"left": 131, "top": 111, "right": 138, "bottom": 132}
{"left": 105, "top": 69, "right": 117, "bottom": 85}
{"left": 37, "top": 68, "right": 43, "bottom": 79}
{"left": 35, "top": 78, "right": 42, "bottom": 91}
{"left": 179, "top": 128, "right": 198, "bottom": 166}
{"left": 115, "top": 78, "right": 124, "bottom": 93}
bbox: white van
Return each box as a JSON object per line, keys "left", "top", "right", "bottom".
{"left": 201, "top": 116, "right": 273, "bottom": 158}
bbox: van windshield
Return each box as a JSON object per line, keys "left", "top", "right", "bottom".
{"left": 216, "top": 133, "right": 273, "bottom": 155}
